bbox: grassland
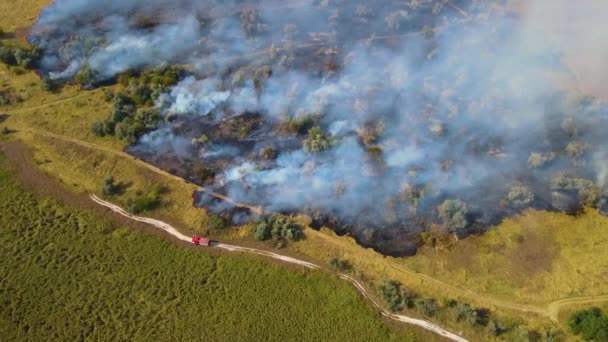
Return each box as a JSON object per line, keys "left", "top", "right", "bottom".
{"left": 0, "top": 154, "right": 428, "bottom": 341}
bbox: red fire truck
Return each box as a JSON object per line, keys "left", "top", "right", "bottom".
{"left": 191, "top": 235, "right": 210, "bottom": 247}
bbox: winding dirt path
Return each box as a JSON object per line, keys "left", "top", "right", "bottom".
{"left": 89, "top": 193, "right": 467, "bottom": 342}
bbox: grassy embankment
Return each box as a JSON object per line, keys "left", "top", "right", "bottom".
{"left": 0, "top": 154, "right": 428, "bottom": 341}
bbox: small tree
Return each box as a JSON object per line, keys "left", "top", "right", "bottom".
{"left": 75, "top": 65, "right": 99, "bottom": 88}
{"left": 568, "top": 307, "right": 608, "bottom": 341}
{"left": 414, "top": 298, "right": 439, "bottom": 317}
{"left": 259, "top": 146, "right": 277, "bottom": 160}
{"left": 438, "top": 199, "right": 468, "bottom": 232}
{"left": 565, "top": 141, "right": 590, "bottom": 162}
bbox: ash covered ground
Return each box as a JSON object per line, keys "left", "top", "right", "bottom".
{"left": 30, "top": 0, "right": 608, "bottom": 255}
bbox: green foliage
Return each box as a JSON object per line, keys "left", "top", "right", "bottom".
{"left": 568, "top": 307, "right": 608, "bottom": 341}
{"left": 450, "top": 302, "right": 482, "bottom": 326}
{"left": 0, "top": 162, "right": 410, "bottom": 341}
{"left": 42, "top": 78, "right": 61, "bottom": 92}
{"left": 400, "top": 184, "right": 426, "bottom": 208}
{"left": 437, "top": 199, "right": 468, "bottom": 232}
{"left": 127, "top": 184, "right": 162, "bottom": 214}
{"left": 303, "top": 126, "right": 333, "bottom": 154}
{"left": 253, "top": 214, "right": 304, "bottom": 242}
{"left": 507, "top": 184, "right": 534, "bottom": 209}
{"left": 328, "top": 257, "right": 352, "bottom": 272}
{"left": 551, "top": 176, "right": 600, "bottom": 207}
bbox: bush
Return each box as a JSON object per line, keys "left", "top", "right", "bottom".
{"left": 506, "top": 184, "right": 534, "bottom": 209}
{"left": 414, "top": 298, "right": 439, "bottom": 317}
{"left": 437, "top": 199, "right": 468, "bottom": 232}
{"left": 253, "top": 214, "right": 304, "bottom": 242}
{"left": 259, "top": 146, "right": 277, "bottom": 160}
{"left": 303, "top": 126, "right": 333, "bottom": 154}
{"left": 568, "top": 307, "right": 608, "bottom": 341}
{"left": 328, "top": 257, "right": 351, "bottom": 272}
{"left": 551, "top": 176, "right": 600, "bottom": 207}
{"left": 101, "top": 176, "right": 119, "bottom": 196}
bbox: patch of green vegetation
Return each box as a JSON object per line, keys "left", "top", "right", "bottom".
{"left": 0, "top": 156, "right": 414, "bottom": 341}
{"left": 253, "top": 214, "right": 304, "bottom": 243}
{"left": 568, "top": 307, "right": 608, "bottom": 341}
{"left": 126, "top": 184, "right": 162, "bottom": 214}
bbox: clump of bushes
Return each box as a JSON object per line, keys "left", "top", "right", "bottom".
{"left": 259, "top": 146, "right": 277, "bottom": 160}
{"left": 550, "top": 176, "right": 600, "bottom": 208}
{"left": 253, "top": 214, "right": 304, "bottom": 242}
{"left": 437, "top": 199, "right": 469, "bottom": 232}
{"left": 127, "top": 184, "right": 162, "bottom": 214}
{"left": 278, "top": 112, "right": 317, "bottom": 134}
{"left": 568, "top": 307, "right": 608, "bottom": 341}
{"left": 303, "top": 126, "right": 333, "bottom": 153}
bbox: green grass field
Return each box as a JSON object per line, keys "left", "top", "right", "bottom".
{"left": 0, "top": 155, "right": 423, "bottom": 341}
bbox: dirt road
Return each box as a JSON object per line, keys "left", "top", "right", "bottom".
{"left": 89, "top": 194, "right": 467, "bottom": 342}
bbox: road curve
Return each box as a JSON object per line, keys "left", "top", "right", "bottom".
{"left": 89, "top": 194, "right": 468, "bottom": 342}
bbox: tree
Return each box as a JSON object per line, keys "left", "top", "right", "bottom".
{"left": 568, "top": 307, "right": 608, "bottom": 341}
{"left": 379, "top": 280, "right": 413, "bottom": 312}
{"left": 42, "top": 78, "right": 61, "bottom": 92}
{"left": 506, "top": 184, "right": 534, "bottom": 209}
{"left": 127, "top": 185, "right": 162, "bottom": 214}
{"left": 438, "top": 199, "right": 468, "bottom": 232}
{"left": 551, "top": 176, "right": 600, "bottom": 208}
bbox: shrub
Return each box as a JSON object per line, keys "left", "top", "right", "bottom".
{"left": 75, "top": 65, "right": 99, "bottom": 88}
{"left": 303, "top": 126, "right": 333, "bottom": 153}
{"left": 101, "top": 176, "right": 119, "bottom": 196}
{"left": 568, "top": 307, "right": 608, "bottom": 341}
{"left": 527, "top": 152, "right": 556, "bottom": 168}
{"left": 565, "top": 141, "right": 590, "bottom": 162}
{"left": 259, "top": 146, "right": 277, "bottom": 160}
{"left": 414, "top": 298, "right": 439, "bottom": 317}
{"left": 328, "top": 257, "right": 351, "bottom": 272}
{"left": 437, "top": 199, "right": 468, "bottom": 232}
{"left": 551, "top": 176, "right": 600, "bottom": 207}
{"left": 379, "top": 280, "right": 415, "bottom": 312}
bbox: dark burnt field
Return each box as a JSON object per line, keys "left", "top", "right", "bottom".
{"left": 30, "top": 0, "right": 608, "bottom": 256}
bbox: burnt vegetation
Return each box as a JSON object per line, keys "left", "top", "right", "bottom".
{"left": 28, "top": 0, "right": 608, "bottom": 256}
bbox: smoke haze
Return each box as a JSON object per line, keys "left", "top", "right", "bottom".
{"left": 30, "top": 0, "right": 608, "bottom": 255}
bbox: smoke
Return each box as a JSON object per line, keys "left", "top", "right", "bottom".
{"left": 30, "top": 0, "right": 608, "bottom": 254}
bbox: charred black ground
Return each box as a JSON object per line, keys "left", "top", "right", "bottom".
{"left": 30, "top": 0, "right": 608, "bottom": 256}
